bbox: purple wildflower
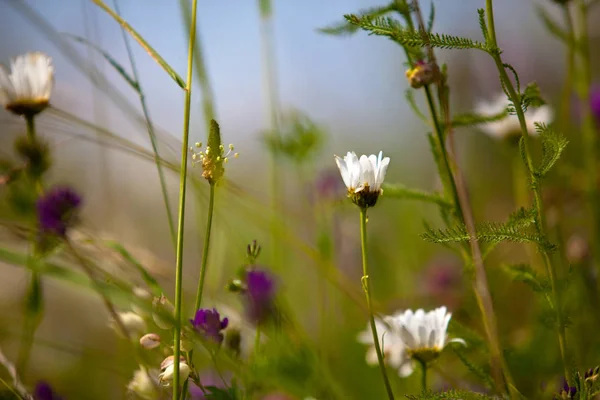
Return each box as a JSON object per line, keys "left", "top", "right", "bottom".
{"left": 36, "top": 186, "right": 81, "bottom": 236}
{"left": 190, "top": 308, "right": 228, "bottom": 344}
{"left": 591, "top": 87, "right": 600, "bottom": 124}
{"left": 561, "top": 379, "right": 577, "bottom": 398}
{"left": 34, "top": 381, "right": 64, "bottom": 400}
{"left": 245, "top": 269, "right": 276, "bottom": 324}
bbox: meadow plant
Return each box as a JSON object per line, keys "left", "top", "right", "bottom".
{"left": 2, "top": 0, "right": 600, "bottom": 399}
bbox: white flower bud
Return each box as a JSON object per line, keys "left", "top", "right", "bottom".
{"left": 158, "top": 358, "right": 190, "bottom": 386}
{"left": 139, "top": 333, "right": 161, "bottom": 349}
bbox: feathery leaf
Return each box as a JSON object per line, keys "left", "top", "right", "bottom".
{"left": 318, "top": 4, "right": 395, "bottom": 36}
{"left": 534, "top": 123, "right": 569, "bottom": 179}
{"left": 382, "top": 183, "right": 453, "bottom": 209}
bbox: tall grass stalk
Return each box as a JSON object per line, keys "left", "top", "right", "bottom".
{"left": 173, "top": 0, "right": 199, "bottom": 396}
{"left": 112, "top": 0, "right": 176, "bottom": 248}
{"left": 257, "top": 0, "right": 283, "bottom": 270}
{"left": 486, "top": 0, "right": 570, "bottom": 380}
{"left": 359, "top": 208, "right": 395, "bottom": 400}
{"left": 574, "top": 0, "right": 600, "bottom": 288}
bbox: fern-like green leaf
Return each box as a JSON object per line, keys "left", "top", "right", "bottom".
{"left": 534, "top": 123, "right": 568, "bottom": 179}
{"left": 503, "top": 63, "right": 521, "bottom": 94}
{"left": 318, "top": 4, "right": 395, "bottom": 36}
{"left": 449, "top": 110, "right": 508, "bottom": 128}
{"left": 452, "top": 348, "right": 495, "bottom": 390}
{"left": 344, "top": 15, "right": 495, "bottom": 53}
{"left": 477, "top": 9, "right": 489, "bottom": 43}
{"left": 503, "top": 263, "right": 550, "bottom": 293}
{"left": 421, "top": 221, "right": 555, "bottom": 250}
{"left": 507, "top": 206, "right": 537, "bottom": 229}
{"left": 382, "top": 183, "right": 453, "bottom": 209}
{"left": 427, "top": 2, "right": 436, "bottom": 33}
{"left": 406, "top": 389, "right": 497, "bottom": 400}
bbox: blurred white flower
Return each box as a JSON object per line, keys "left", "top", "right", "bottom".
{"left": 0, "top": 52, "right": 54, "bottom": 116}
{"left": 475, "top": 93, "right": 553, "bottom": 140}
{"left": 357, "top": 315, "right": 415, "bottom": 377}
{"left": 387, "top": 306, "right": 465, "bottom": 364}
{"left": 127, "top": 367, "right": 159, "bottom": 400}
{"left": 111, "top": 311, "right": 147, "bottom": 338}
{"left": 158, "top": 356, "right": 190, "bottom": 386}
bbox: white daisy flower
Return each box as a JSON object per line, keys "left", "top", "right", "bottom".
{"left": 387, "top": 306, "right": 465, "bottom": 364}
{"left": 475, "top": 93, "right": 553, "bottom": 141}
{"left": 0, "top": 52, "right": 54, "bottom": 116}
{"left": 357, "top": 315, "right": 415, "bottom": 377}
{"left": 334, "top": 151, "right": 390, "bottom": 208}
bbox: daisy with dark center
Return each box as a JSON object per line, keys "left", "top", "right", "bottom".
{"left": 190, "top": 308, "right": 229, "bottom": 345}
{"left": 0, "top": 52, "right": 54, "bottom": 117}
{"left": 36, "top": 186, "right": 82, "bottom": 237}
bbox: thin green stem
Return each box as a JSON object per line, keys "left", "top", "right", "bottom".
{"left": 418, "top": 358, "right": 427, "bottom": 392}
{"left": 113, "top": 0, "right": 176, "bottom": 248}
{"left": 423, "top": 85, "right": 464, "bottom": 223}
{"left": 257, "top": 0, "right": 283, "bottom": 270}
{"left": 173, "top": 0, "right": 199, "bottom": 397}
{"left": 486, "top": 0, "right": 570, "bottom": 380}
{"left": 194, "top": 183, "right": 215, "bottom": 311}
{"left": 17, "top": 114, "right": 43, "bottom": 378}
{"left": 359, "top": 208, "right": 395, "bottom": 400}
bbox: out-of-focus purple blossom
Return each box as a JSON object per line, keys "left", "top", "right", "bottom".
{"left": 36, "top": 186, "right": 81, "bottom": 236}
{"left": 190, "top": 308, "right": 228, "bottom": 344}
{"left": 245, "top": 269, "right": 276, "bottom": 324}
{"left": 420, "top": 257, "right": 463, "bottom": 310}
{"left": 310, "top": 168, "right": 346, "bottom": 204}
{"left": 591, "top": 86, "right": 600, "bottom": 124}
{"left": 34, "top": 381, "right": 64, "bottom": 400}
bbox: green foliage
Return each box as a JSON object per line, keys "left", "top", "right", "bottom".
{"left": 503, "top": 264, "right": 550, "bottom": 293}
{"left": 344, "top": 14, "right": 495, "bottom": 53}
{"left": 452, "top": 348, "right": 495, "bottom": 390}
{"left": 318, "top": 3, "right": 395, "bottom": 36}
{"left": 521, "top": 82, "right": 546, "bottom": 109}
{"left": 426, "top": 3, "right": 436, "bottom": 33}
{"left": 204, "top": 385, "right": 240, "bottom": 400}
{"left": 406, "top": 389, "right": 497, "bottom": 399}
{"left": 534, "top": 123, "right": 569, "bottom": 180}
{"left": 382, "top": 183, "right": 453, "bottom": 209}
{"left": 262, "top": 111, "right": 324, "bottom": 164}
{"left": 421, "top": 215, "right": 555, "bottom": 250}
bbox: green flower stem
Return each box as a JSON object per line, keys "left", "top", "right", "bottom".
{"left": 486, "top": 0, "right": 570, "bottom": 380}
{"left": 193, "top": 183, "right": 215, "bottom": 311}
{"left": 575, "top": 0, "right": 600, "bottom": 292}
{"left": 257, "top": 0, "right": 283, "bottom": 270}
{"left": 417, "top": 358, "right": 427, "bottom": 392}
{"left": 173, "top": 0, "right": 199, "bottom": 397}
{"left": 112, "top": 0, "right": 176, "bottom": 249}
{"left": 17, "top": 114, "right": 43, "bottom": 378}
{"left": 359, "top": 207, "right": 395, "bottom": 400}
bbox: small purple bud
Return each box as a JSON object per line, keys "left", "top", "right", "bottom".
{"left": 34, "top": 381, "right": 64, "bottom": 400}
{"left": 245, "top": 269, "right": 276, "bottom": 324}
{"left": 36, "top": 186, "right": 81, "bottom": 236}
{"left": 190, "top": 308, "right": 228, "bottom": 344}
